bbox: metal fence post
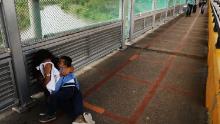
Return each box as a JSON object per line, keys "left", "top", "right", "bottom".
{"left": 28, "top": 0, "right": 42, "bottom": 39}
{"left": 165, "top": 0, "right": 168, "bottom": 20}
{"left": 152, "top": 0, "right": 156, "bottom": 28}
{"left": 120, "top": 0, "right": 127, "bottom": 49}
{"left": 129, "top": 0, "right": 135, "bottom": 42}
{"left": 173, "top": 0, "right": 176, "bottom": 16}
{"left": 2, "top": 0, "right": 31, "bottom": 111}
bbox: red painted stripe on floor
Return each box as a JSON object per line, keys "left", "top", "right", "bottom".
{"left": 103, "top": 111, "right": 129, "bottom": 123}
{"left": 84, "top": 101, "right": 129, "bottom": 123}
{"left": 129, "top": 54, "right": 140, "bottom": 61}
{"left": 83, "top": 54, "right": 139, "bottom": 98}
{"left": 128, "top": 56, "right": 174, "bottom": 124}
{"left": 84, "top": 101, "right": 105, "bottom": 114}
{"left": 129, "top": 13, "right": 201, "bottom": 124}
{"left": 116, "top": 73, "right": 150, "bottom": 85}
{"left": 83, "top": 61, "right": 130, "bottom": 98}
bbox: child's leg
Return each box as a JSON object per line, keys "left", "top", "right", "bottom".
{"left": 47, "top": 87, "right": 74, "bottom": 116}
{"left": 71, "top": 88, "right": 84, "bottom": 119}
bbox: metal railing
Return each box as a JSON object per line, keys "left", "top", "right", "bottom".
{"left": 206, "top": 0, "right": 220, "bottom": 124}
{"left": 129, "top": 0, "right": 185, "bottom": 40}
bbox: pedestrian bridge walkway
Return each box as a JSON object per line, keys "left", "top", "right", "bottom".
{"left": 0, "top": 6, "right": 209, "bottom": 124}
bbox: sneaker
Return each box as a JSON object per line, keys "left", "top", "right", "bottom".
{"left": 74, "top": 115, "right": 86, "bottom": 123}
{"left": 39, "top": 112, "right": 46, "bottom": 116}
{"left": 39, "top": 114, "right": 56, "bottom": 123}
{"left": 39, "top": 112, "right": 56, "bottom": 116}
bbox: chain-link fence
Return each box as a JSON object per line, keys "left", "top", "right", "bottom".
{"left": 0, "top": 11, "right": 6, "bottom": 48}
{"left": 135, "top": 0, "right": 153, "bottom": 15}
{"left": 0, "top": 25, "right": 5, "bottom": 48}
{"left": 134, "top": 0, "right": 183, "bottom": 15}
{"left": 168, "top": 0, "right": 175, "bottom": 7}
{"left": 15, "top": 0, "right": 121, "bottom": 43}
{"left": 155, "top": 0, "right": 167, "bottom": 10}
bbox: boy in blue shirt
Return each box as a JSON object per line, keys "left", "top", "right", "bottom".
{"left": 186, "top": 0, "right": 196, "bottom": 16}
{"left": 39, "top": 56, "right": 84, "bottom": 123}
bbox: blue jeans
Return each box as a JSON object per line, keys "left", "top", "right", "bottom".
{"left": 47, "top": 86, "right": 83, "bottom": 119}
{"left": 186, "top": 4, "right": 193, "bottom": 16}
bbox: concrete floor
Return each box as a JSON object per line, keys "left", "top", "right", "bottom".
{"left": 0, "top": 10, "right": 208, "bottom": 124}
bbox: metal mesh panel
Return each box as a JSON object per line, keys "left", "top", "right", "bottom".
{"left": 15, "top": 0, "right": 120, "bottom": 42}
{"left": 145, "top": 16, "right": 153, "bottom": 27}
{"left": 134, "top": 18, "right": 144, "bottom": 33}
{"left": 134, "top": 0, "right": 153, "bottom": 15}
{"left": 175, "top": 5, "right": 181, "bottom": 14}
{"left": 22, "top": 22, "right": 122, "bottom": 94}
{"left": 0, "top": 25, "right": 5, "bottom": 48}
{"left": 161, "top": 11, "right": 166, "bottom": 20}
{"left": 156, "top": 0, "right": 167, "bottom": 10}
{"left": 132, "top": 15, "right": 153, "bottom": 39}
{"left": 167, "top": 9, "right": 174, "bottom": 17}
{"left": 155, "top": 12, "right": 161, "bottom": 24}
{"left": 168, "top": 0, "right": 174, "bottom": 7}
{"left": 0, "top": 7, "right": 6, "bottom": 48}
{"left": 0, "top": 57, "right": 17, "bottom": 111}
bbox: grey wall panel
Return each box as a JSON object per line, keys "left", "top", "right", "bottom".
{"left": 161, "top": 11, "right": 166, "bottom": 20}
{"left": 155, "top": 12, "right": 162, "bottom": 24}
{"left": 175, "top": 5, "right": 181, "bottom": 14}
{"left": 0, "top": 56, "right": 18, "bottom": 111}
{"left": 145, "top": 16, "right": 153, "bottom": 27}
{"left": 132, "top": 15, "right": 153, "bottom": 39}
{"left": 134, "top": 18, "right": 145, "bottom": 33}
{"left": 167, "top": 9, "right": 174, "bottom": 17}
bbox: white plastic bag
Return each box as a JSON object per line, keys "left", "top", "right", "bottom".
{"left": 36, "top": 62, "right": 60, "bottom": 94}
{"left": 72, "top": 112, "right": 95, "bottom": 124}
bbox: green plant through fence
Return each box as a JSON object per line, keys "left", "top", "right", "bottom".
{"left": 16, "top": 0, "right": 120, "bottom": 31}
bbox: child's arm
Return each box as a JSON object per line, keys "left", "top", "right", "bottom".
{"left": 43, "top": 63, "right": 52, "bottom": 86}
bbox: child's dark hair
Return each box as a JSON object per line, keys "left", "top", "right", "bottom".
{"left": 33, "top": 49, "right": 59, "bottom": 68}
{"left": 60, "top": 56, "right": 72, "bottom": 67}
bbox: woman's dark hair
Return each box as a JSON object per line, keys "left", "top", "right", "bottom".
{"left": 32, "top": 49, "right": 58, "bottom": 68}
{"left": 60, "top": 56, "right": 72, "bottom": 67}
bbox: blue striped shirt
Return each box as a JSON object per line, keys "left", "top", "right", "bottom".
{"left": 54, "top": 73, "right": 80, "bottom": 93}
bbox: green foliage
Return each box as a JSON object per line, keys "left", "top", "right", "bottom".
{"left": 64, "top": 0, "right": 120, "bottom": 21}
{"left": 16, "top": 0, "right": 31, "bottom": 30}
{"left": 16, "top": 0, "right": 121, "bottom": 31}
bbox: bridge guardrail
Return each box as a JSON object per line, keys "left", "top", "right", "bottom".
{"left": 207, "top": 0, "right": 220, "bottom": 123}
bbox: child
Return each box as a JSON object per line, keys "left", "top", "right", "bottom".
{"left": 34, "top": 49, "right": 74, "bottom": 94}
{"left": 39, "top": 56, "right": 84, "bottom": 123}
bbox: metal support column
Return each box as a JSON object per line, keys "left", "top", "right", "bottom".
{"left": 152, "top": 0, "right": 156, "bottom": 27}
{"left": 166, "top": 0, "right": 168, "bottom": 17}
{"left": 28, "top": 0, "right": 42, "bottom": 39}
{"left": 2, "top": 0, "right": 30, "bottom": 110}
{"left": 173, "top": 0, "right": 176, "bottom": 16}
{"left": 129, "top": 0, "right": 135, "bottom": 42}
{"left": 165, "top": 0, "right": 169, "bottom": 21}
{"left": 120, "top": 0, "right": 127, "bottom": 49}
